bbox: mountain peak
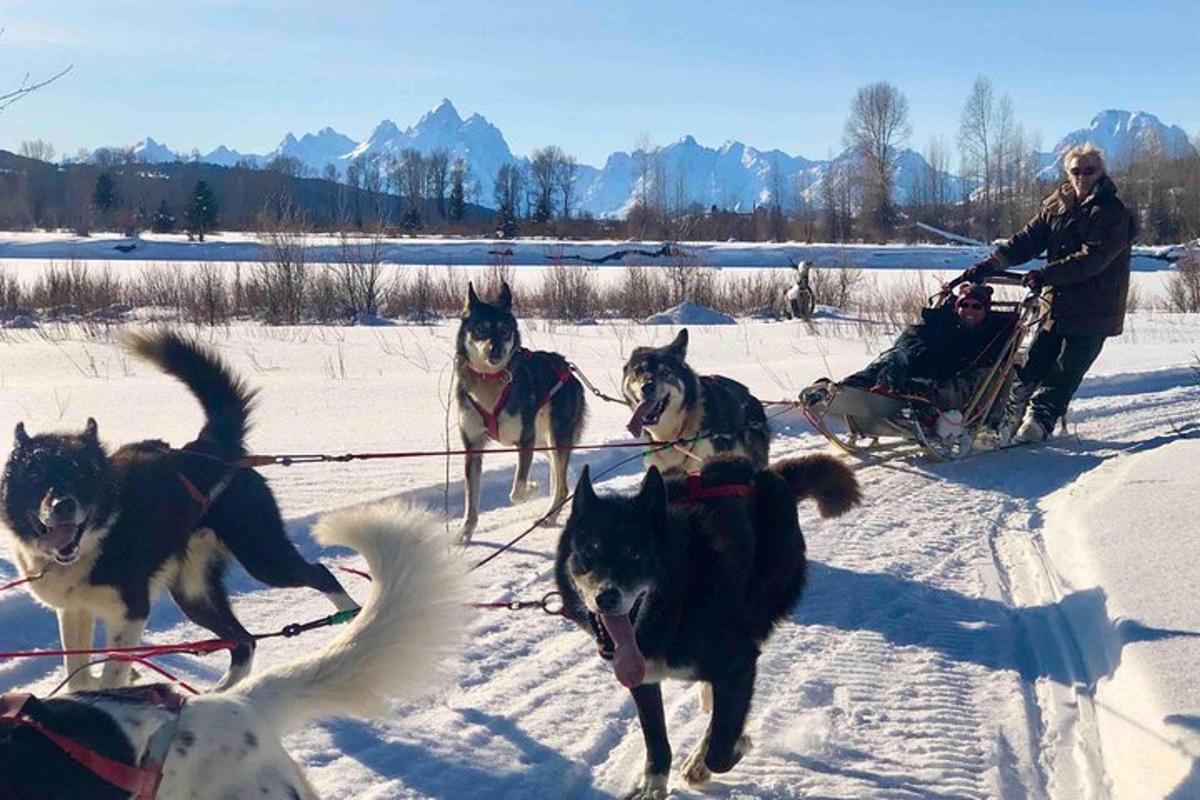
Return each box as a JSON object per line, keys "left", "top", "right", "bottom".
{"left": 430, "top": 98, "right": 460, "bottom": 118}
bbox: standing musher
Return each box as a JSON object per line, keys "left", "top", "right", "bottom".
{"left": 964, "top": 143, "right": 1136, "bottom": 443}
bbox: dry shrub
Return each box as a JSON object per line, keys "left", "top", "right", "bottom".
{"left": 1125, "top": 280, "right": 1142, "bottom": 313}
{"left": 0, "top": 270, "right": 24, "bottom": 311}
{"left": 610, "top": 266, "right": 671, "bottom": 319}
{"left": 810, "top": 266, "right": 866, "bottom": 310}
{"left": 30, "top": 261, "right": 122, "bottom": 316}
{"left": 383, "top": 266, "right": 463, "bottom": 322}
{"left": 184, "top": 263, "right": 230, "bottom": 325}
{"left": 715, "top": 269, "right": 791, "bottom": 316}
{"left": 1166, "top": 249, "right": 1200, "bottom": 312}
{"left": 479, "top": 262, "right": 512, "bottom": 299}
{"left": 538, "top": 265, "right": 599, "bottom": 321}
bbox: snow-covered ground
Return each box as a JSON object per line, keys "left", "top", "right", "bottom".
{"left": 2, "top": 309, "right": 1199, "bottom": 798}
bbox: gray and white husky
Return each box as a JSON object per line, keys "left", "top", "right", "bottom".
{"left": 454, "top": 282, "right": 586, "bottom": 542}
{"left": 622, "top": 328, "right": 770, "bottom": 474}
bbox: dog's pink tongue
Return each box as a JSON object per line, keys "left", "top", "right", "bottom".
{"left": 39, "top": 522, "right": 76, "bottom": 552}
{"left": 602, "top": 613, "right": 645, "bottom": 688}
{"left": 627, "top": 399, "right": 655, "bottom": 438}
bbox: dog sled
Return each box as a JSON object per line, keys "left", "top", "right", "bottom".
{"left": 800, "top": 271, "right": 1048, "bottom": 461}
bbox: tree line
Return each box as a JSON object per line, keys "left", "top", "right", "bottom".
{"left": 3, "top": 76, "right": 1198, "bottom": 244}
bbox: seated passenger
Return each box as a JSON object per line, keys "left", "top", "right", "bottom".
{"left": 804, "top": 283, "right": 1013, "bottom": 412}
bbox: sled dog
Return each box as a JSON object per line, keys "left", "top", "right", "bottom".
{"left": 0, "top": 331, "right": 358, "bottom": 692}
{"left": 555, "top": 454, "right": 859, "bottom": 796}
{"left": 455, "top": 282, "right": 586, "bottom": 542}
{"left": 0, "top": 503, "right": 463, "bottom": 800}
{"left": 622, "top": 328, "right": 769, "bottom": 473}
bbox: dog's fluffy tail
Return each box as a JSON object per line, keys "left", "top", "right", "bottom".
{"left": 773, "top": 454, "right": 861, "bottom": 518}
{"left": 232, "top": 502, "right": 464, "bottom": 734}
{"left": 125, "top": 330, "right": 255, "bottom": 458}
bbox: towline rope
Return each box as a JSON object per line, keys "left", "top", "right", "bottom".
{"left": 0, "top": 572, "right": 43, "bottom": 592}
{"left": 0, "top": 609, "right": 361, "bottom": 664}
{"left": 235, "top": 436, "right": 704, "bottom": 468}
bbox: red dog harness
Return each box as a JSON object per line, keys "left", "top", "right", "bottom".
{"left": 1, "top": 688, "right": 186, "bottom": 799}
{"left": 671, "top": 474, "right": 756, "bottom": 504}
{"left": 466, "top": 348, "right": 575, "bottom": 441}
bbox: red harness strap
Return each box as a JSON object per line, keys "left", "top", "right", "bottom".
{"left": 467, "top": 349, "right": 576, "bottom": 441}
{"left": 672, "top": 474, "right": 756, "bottom": 505}
{"left": 1, "top": 692, "right": 173, "bottom": 799}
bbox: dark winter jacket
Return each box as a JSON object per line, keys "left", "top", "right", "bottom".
{"left": 990, "top": 175, "right": 1135, "bottom": 336}
{"left": 897, "top": 304, "right": 1014, "bottom": 381}
{"left": 844, "top": 303, "right": 1013, "bottom": 392}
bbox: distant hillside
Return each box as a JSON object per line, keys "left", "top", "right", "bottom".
{"left": 0, "top": 150, "right": 492, "bottom": 232}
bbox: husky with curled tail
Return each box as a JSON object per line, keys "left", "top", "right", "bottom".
{"left": 0, "top": 331, "right": 358, "bottom": 692}
{"left": 556, "top": 453, "right": 860, "bottom": 798}
{"left": 0, "top": 502, "right": 464, "bottom": 800}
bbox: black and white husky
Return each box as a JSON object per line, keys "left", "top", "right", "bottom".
{"left": 622, "top": 328, "right": 770, "bottom": 474}
{"left": 0, "top": 502, "right": 463, "bottom": 800}
{"left": 455, "top": 282, "right": 586, "bottom": 542}
{"left": 0, "top": 331, "right": 358, "bottom": 692}
{"left": 555, "top": 454, "right": 860, "bottom": 797}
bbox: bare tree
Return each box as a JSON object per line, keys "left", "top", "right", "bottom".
{"left": 556, "top": 153, "right": 578, "bottom": 220}
{"left": 18, "top": 139, "right": 56, "bottom": 162}
{"left": 911, "top": 136, "right": 952, "bottom": 230}
{"left": 529, "top": 145, "right": 563, "bottom": 223}
{"left": 398, "top": 148, "right": 427, "bottom": 228}
{"left": 493, "top": 163, "right": 523, "bottom": 236}
{"left": 629, "top": 135, "right": 665, "bottom": 238}
{"left": 843, "top": 81, "right": 910, "bottom": 240}
{"left": 427, "top": 149, "right": 450, "bottom": 219}
{"left": 0, "top": 31, "right": 72, "bottom": 112}
{"left": 959, "top": 76, "right": 996, "bottom": 239}
{"left": 449, "top": 158, "right": 468, "bottom": 221}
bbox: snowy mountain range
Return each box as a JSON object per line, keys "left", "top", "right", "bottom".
{"left": 1036, "top": 109, "right": 1197, "bottom": 179}
{"left": 81, "top": 103, "right": 1195, "bottom": 218}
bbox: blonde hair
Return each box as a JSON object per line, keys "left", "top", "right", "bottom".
{"left": 1063, "top": 143, "right": 1107, "bottom": 176}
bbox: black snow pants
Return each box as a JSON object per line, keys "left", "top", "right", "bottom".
{"left": 1011, "top": 328, "right": 1107, "bottom": 429}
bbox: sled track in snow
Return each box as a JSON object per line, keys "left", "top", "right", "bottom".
{"left": 2, "top": 367, "right": 1194, "bottom": 798}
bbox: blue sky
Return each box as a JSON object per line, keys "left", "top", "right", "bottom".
{"left": 2, "top": 0, "right": 1197, "bottom": 165}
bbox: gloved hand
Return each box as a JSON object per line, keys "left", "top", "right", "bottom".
{"left": 962, "top": 259, "right": 994, "bottom": 283}
{"left": 1022, "top": 269, "right": 1045, "bottom": 292}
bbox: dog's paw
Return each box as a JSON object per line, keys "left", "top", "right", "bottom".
{"left": 681, "top": 743, "right": 711, "bottom": 786}
{"left": 457, "top": 518, "right": 477, "bottom": 545}
{"left": 622, "top": 773, "right": 668, "bottom": 800}
{"left": 684, "top": 734, "right": 752, "bottom": 783}
{"left": 509, "top": 481, "right": 539, "bottom": 504}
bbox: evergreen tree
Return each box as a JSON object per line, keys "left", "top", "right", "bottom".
{"left": 151, "top": 199, "right": 176, "bottom": 233}
{"left": 448, "top": 160, "right": 467, "bottom": 221}
{"left": 185, "top": 180, "right": 218, "bottom": 241}
{"left": 92, "top": 172, "right": 117, "bottom": 227}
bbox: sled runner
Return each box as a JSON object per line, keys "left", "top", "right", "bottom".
{"left": 800, "top": 271, "right": 1048, "bottom": 461}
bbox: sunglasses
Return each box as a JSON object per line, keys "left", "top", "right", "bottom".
{"left": 1069, "top": 166, "right": 1098, "bottom": 177}
{"left": 957, "top": 301, "right": 985, "bottom": 312}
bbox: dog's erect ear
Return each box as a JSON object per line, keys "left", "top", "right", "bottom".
{"left": 637, "top": 466, "right": 667, "bottom": 528}
{"left": 464, "top": 281, "right": 481, "bottom": 315}
{"left": 13, "top": 422, "right": 30, "bottom": 450}
{"left": 497, "top": 281, "right": 513, "bottom": 311}
{"left": 83, "top": 417, "right": 99, "bottom": 442}
{"left": 667, "top": 328, "right": 688, "bottom": 360}
{"left": 571, "top": 465, "right": 596, "bottom": 514}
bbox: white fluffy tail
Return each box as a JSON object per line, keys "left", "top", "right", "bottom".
{"left": 233, "top": 502, "right": 464, "bottom": 733}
